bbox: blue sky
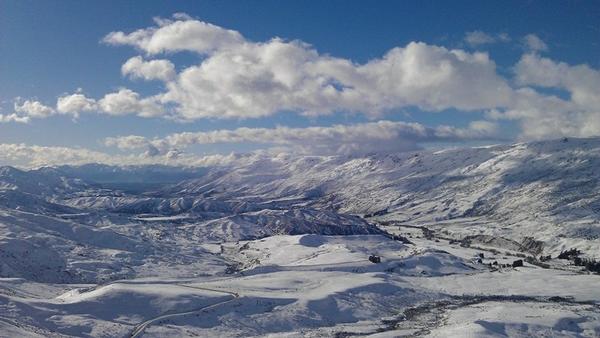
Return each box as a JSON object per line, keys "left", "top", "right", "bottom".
{"left": 1, "top": 0, "right": 599, "bottom": 166}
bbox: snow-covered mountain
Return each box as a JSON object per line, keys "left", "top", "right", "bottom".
{"left": 166, "top": 137, "right": 600, "bottom": 256}
{"left": 0, "top": 166, "right": 87, "bottom": 197}
{"left": 1, "top": 138, "right": 600, "bottom": 337}
{"left": 2, "top": 137, "right": 600, "bottom": 265}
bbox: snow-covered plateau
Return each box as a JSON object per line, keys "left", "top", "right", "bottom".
{"left": 1, "top": 138, "right": 600, "bottom": 337}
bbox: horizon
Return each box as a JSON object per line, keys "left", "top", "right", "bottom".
{"left": 1, "top": 135, "right": 597, "bottom": 170}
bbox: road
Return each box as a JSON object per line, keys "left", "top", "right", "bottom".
{"left": 128, "top": 284, "right": 240, "bottom": 338}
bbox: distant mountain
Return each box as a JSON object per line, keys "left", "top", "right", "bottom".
{"left": 0, "top": 165, "right": 87, "bottom": 196}
{"left": 55, "top": 163, "right": 208, "bottom": 193}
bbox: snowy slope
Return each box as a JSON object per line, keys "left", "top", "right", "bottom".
{"left": 170, "top": 138, "right": 600, "bottom": 257}
{"left": 1, "top": 137, "right": 599, "bottom": 286}
{"left": 1, "top": 138, "right": 600, "bottom": 337}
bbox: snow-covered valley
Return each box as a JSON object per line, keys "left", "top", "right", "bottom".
{"left": 1, "top": 138, "right": 600, "bottom": 337}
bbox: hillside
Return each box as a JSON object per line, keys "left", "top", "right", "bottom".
{"left": 168, "top": 137, "right": 600, "bottom": 257}
{"left": 1, "top": 138, "right": 600, "bottom": 337}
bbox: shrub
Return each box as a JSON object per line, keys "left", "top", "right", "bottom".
{"left": 557, "top": 248, "right": 581, "bottom": 260}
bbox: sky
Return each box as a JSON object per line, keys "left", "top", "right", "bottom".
{"left": 1, "top": 0, "right": 599, "bottom": 167}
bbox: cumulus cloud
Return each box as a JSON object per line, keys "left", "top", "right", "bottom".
{"left": 14, "top": 100, "right": 55, "bottom": 118}
{"left": 522, "top": 34, "right": 548, "bottom": 52}
{"left": 487, "top": 54, "right": 600, "bottom": 139}
{"left": 0, "top": 99, "right": 58, "bottom": 123}
{"left": 9, "top": 14, "right": 600, "bottom": 145}
{"left": 103, "top": 15, "right": 244, "bottom": 54}
{"left": 104, "top": 135, "right": 150, "bottom": 150}
{"left": 12, "top": 16, "right": 513, "bottom": 123}
{"left": 0, "top": 143, "right": 252, "bottom": 169}
{"left": 515, "top": 53, "right": 600, "bottom": 110}
{"left": 102, "top": 15, "right": 512, "bottom": 120}
{"left": 162, "top": 40, "right": 511, "bottom": 119}
{"left": 0, "top": 113, "right": 30, "bottom": 124}
{"left": 121, "top": 56, "right": 176, "bottom": 81}
{"left": 487, "top": 88, "right": 581, "bottom": 140}
{"left": 9, "top": 89, "right": 164, "bottom": 122}
{"left": 105, "top": 120, "right": 500, "bottom": 156}
{"left": 98, "top": 89, "right": 165, "bottom": 117}
{"left": 56, "top": 92, "right": 97, "bottom": 116}
{"left": 0, "top": 143, "right": 116, "bottom": 167}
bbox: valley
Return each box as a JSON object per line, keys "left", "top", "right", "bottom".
{"left": 1, "top": 138, "right": 600, "bottom": 337}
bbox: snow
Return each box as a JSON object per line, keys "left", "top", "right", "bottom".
{"left": 1, "top": 137, "right": 600, "bottom": 336}
{"left": 428, "top": 302, "right": 600, "bottom": 337}
{"left": 404, "top": 268, "right": 600, "bottom": 302}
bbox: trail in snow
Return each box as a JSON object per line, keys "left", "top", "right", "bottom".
{"left": 128, "top": 284, "right": 240, "bottom": 338}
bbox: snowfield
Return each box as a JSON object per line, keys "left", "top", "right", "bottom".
{"left": 1, "top": 138, "right": 600, "bottom": 337}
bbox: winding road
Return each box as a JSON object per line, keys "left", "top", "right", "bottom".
{"left": 128, "top": 284, "right": 240, "bottom": 338}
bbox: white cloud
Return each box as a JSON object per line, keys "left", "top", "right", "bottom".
{"left": 102, "top": 15, "right": 513, "bottom": 120}
{"left": 103, "top": 15, "right": 244, "bottom": 54}
{"left": 121, "top": 56, "right": 176, "bottom": 81}
{"left": 14, "top": 100, "right": 55, "bottom": 118}
{"left": 465, "top": 31, "right": 496, "bottom": 46}
{"left": 98, "top": 88, "right": 165, "bottom": 117}
{"left": 105, "top": 120, "right": 500, "bottom": 156}
{"left": 515, "top": 53, "right": 600, "bottom": 110}
{"left": 104, "top": 135, "right": 151, "bottom": 150}
{"left": 0, "top": 143, "right": 248, "bottom": 168}
{"left": 464, "top": 31, "right": 511, "bottom": 46}
{"left": 489, "top": 86, "right": 600, "bottom": 140}
{"left": 355, "top": 44, "right": 512, "bottom": 112}
{"left": 0, "top": 100, "right": 54, "bottom": 123}
{"left": 522, "top": 34, "right": 548, "bottom": 52}
{"left": 9, "top": 89, "right": 164, "bottom": 123}
{"left": 9, "top": 14, "right": 600, "bottom": 145}
{"left": 0, "top": 143, "right": 116, "bottom": 167}
{"left": 0, "top": 113, "right": 30, "bottom": 124}
{"left": 159, "top": 39, "right": 512, "bottom": 119}
{"left": 486, "top": 54, "right": 600, "bottom": 140}
{"left": 14, "top": 16, "right": 514, "bottom": 123}
{"left": 56, "top": 93, "right": 97, "bottom": 116}
{"left": 487, "top": 88, "right": 578, "bottom": 139}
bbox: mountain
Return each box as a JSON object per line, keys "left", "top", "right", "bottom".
{"left": 55, "top": 163, "right": 208, "bottom": 193}
{"left": 1, "top": 136, "right": 599, "bottom": 284}
{"left": 0, "top": 162, "right": 383, "bottom": 283}
{"left": 1, "top": 138, "right": 600, "bottom": 337}
{"left": 169, "top": 137, "right": 600, "bottom": 256}
{"left": 0, "top": 166, "right": 87, "bottom": 197}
